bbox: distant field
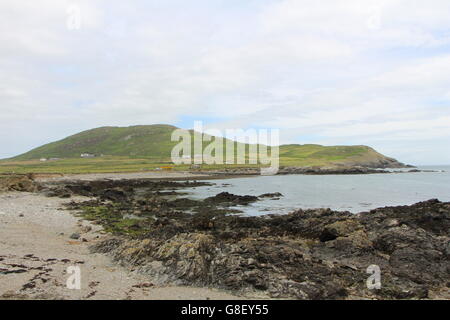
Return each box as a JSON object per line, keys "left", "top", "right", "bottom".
{"left": 0, "top": 150, "right": 373, "bottom": 175}
{"left": 0, "top": 156, "right": 266, "bottom": 174}
{"left": 0, "top": 157, "right": 179, "bottom": 174}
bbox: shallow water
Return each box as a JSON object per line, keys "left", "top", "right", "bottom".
{"left": 182, "top": 165, "right": 450, "bottom": 215}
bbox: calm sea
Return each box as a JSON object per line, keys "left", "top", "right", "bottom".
{"left": 183, "top": 165, "right": 450, "bottom": 215}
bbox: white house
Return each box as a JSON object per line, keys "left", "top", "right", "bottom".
{"left": 80, "top": 153, "right": 95, "bottom": 158}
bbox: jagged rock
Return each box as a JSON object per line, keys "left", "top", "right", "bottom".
{"left": 206, "top": 192, "right": 259, "bottom": 205}
{"left": 0, "top": 174, "right": 40, "bottom": 192}
{"left": 101, "top": 188, "right": 128, "bottom": 201}
{"left": 319, "top": 220, "right": 363, "bottom": 242}
{"left": 43, "top": 187, "right": 72, "bottom": 198}
{"left": 59, "top": 179, "right": 449, "bottom": 300}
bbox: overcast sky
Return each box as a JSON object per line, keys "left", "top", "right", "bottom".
{"left": 1, "top": 0, "right": 449, "bottom": 164}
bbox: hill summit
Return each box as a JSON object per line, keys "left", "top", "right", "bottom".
{"left": 14, "top": 125, "right": 179, "bottom": 160}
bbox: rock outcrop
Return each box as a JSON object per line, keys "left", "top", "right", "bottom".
{"left": 0, "top": 174, "right": 40, "bottom": 192}
{"left": 53, "top": 179, "right": 449, "bottom": 300}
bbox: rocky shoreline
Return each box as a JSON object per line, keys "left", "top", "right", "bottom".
{"left": 39, "top": 178, "right": 449, "bottom": 300}
{"left": 1, "top": 174, "right": 449, "bottom": 300}
{"left": 190, "top": 165, "right": 442, "bottom": 176}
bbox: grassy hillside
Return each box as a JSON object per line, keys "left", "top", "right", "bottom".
{"left": 1, "top": 124, "right": 405, "bottom": 174}
{"left": 278, "top": 144, "right": 392, "bottom": 167}
{"left": 13, "top": 125, "right": 180, "bottom": 160}
{"left": 279, "top": 144, "right": 367, "bottom": 164}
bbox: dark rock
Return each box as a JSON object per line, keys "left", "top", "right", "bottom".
{"left": 319, "top": 220, "right": 363, "bottom": 242}
{"left": 259, "top": 192, "right": 284, "bottom": 198}
{"left": 206, "top": 192, "right": 259, "bottom": 205}
{"left": 101, "top": 188, "right": 128, "bottom": 201}
{"left": 60, "top": 178, "right": 450, "bottom": 300}
{"left": 277, "top": 166, "right": 390, "bottom": 175}
{"left": 42, "top": 186, "right": 72, "bottom": 198}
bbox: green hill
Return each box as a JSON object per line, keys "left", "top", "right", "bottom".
{"left": 7, "top": 124, "right": 406, "bottom": 169}
{"left": 278, "top": 144, "right": 405, "bottom": 168}
{"left": 12, "top": 124, "right": 180, "bottom": 160}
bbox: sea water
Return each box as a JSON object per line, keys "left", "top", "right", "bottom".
{"left": 182, "top": 166, "right": 450, "bottom": 215}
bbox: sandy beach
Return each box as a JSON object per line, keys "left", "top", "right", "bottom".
{"left": 34, "top": 171, "right": 213, "bottom": 182}
{"left": 0, "top": 190, "right": 242, "bottom": 300}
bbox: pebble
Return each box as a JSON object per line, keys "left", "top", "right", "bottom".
{"left": 70, "top": 233, "right": 80, "bottom": 240}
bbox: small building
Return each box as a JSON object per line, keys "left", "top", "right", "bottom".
{"left": 80, "top": 153, "right": 95, "bottom": 158}
{"left": 39, "top": 158, "right": 47, "bottom": 162}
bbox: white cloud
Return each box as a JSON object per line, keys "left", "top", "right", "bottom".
{"left": 0, "top": 0, "right": 449, "bottom": 164}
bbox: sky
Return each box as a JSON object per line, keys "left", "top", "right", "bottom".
{"left": 0, "top": 0, "right": 450, "bottom": 165}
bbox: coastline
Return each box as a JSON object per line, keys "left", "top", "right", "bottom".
{"left": 15, "top": 167, "right": 437, "bottom": 188}
{"left": 1, "top": 173, "right": 449, "bottom": 300}
{"left": 0, "top": 191, "right": 245, "bottom": 300}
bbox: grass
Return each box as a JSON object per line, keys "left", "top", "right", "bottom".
{"left": 12, "top": 125, "right": 181, "bottom": 160}
{"left": 0, "top": 156, "right": 266, "bottom": 174}
{"left": 0, "top": 147, "right": 380, "bottom": 175}
{"left": 1, "top": 124, "right": 389, "bottom": 174}
{"left": 278, "top": 144, "right": 370, "bottom": 167}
